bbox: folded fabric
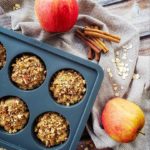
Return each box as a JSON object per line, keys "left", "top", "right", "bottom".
{"left": 0, "top": 0, "right": 150, "bottom": 149}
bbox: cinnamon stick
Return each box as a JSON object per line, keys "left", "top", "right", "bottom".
{"left": 76, "top": 30, "right": 101, "bottom": 53}
{"left": 95, "top": 52, "right": 101, "bottom": 62}
{"left": 76, "top": 33, "right": 99, "bottom": 54}
{"left": 87, "top": 47, "right": 94, "bottom": 60}
{"left": 84, "top": 27, "right": 121, "bottom": 41}
{"left": 92, "top": 38, "right": 108, "bottom": 53}
{"left": 84, "top": 31, "right": 120, "bottom": 43}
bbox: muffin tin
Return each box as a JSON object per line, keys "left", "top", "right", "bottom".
{"left": 0, "top": 27, "right": 104, "bottom": 150}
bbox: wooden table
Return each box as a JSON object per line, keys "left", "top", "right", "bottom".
{"left": 78, "top": 0, "right": 150, "bottom": 149}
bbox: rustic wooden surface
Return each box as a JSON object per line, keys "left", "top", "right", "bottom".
{"left": 78, "top": 0, "right": 150, "bottom": 149}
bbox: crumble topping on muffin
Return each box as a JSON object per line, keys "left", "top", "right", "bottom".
{"left": 34, "top": 112, "right": 69, "bottom": 147}
{"left": 0, "top": 43, "right": 6, "bottom": 69}
{"left": 0, "top": 97, "right": 29, "bottom": 133}
{"left": 11, "top": 54, "right": 46, "bottom": 90}
{"left": 50, "top": 70, "right": 86, "bottom": 106}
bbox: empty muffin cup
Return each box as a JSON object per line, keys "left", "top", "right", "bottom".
{"left": 50, "top": 69, "right": 86, "bottom": 106}
{"left": 34, "top": 112, "right": 69, "bottom": 147}
{"left": 0, "top": 96, "right": 29, "bottom": 134}
{"left": 0, "top": 42, "right": 6, "bottom": 70}
{"left": 10, "top": 54, "right": 46, "bottom": 90}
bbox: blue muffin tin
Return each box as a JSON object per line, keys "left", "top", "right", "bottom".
{"left": 0, "top": 27, "right": 104, "bottom": 150}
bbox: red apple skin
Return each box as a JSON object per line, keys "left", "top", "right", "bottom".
{"left": 101, "top": 98, "right": 145, "bottom": 143}
{"left": 35, "top": 0, "right": 78, "bottom": 32}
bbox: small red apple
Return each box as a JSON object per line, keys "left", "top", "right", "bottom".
{"left": 101, "top": 98, "right": 145, "bottom": 143}
{"left": 35, "top": 0, "right": 78, "bottom": 32}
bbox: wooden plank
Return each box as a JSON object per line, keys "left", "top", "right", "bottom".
{"left": 103, "top": 0, "right": 150, "bottom": 37}
{"left": 100, "top": 0, "right": 124, "bottom": 6}
{"left": 139, "top": 36, "right": 150, "bottom": 55}
{"left": 77, "top": 139, "right": 112, "bottom": 150}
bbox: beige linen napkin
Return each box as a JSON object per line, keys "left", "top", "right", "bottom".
{"left": 0, "top": 0, "right": 150, "bottom": 150}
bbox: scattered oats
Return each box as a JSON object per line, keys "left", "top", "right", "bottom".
{"left": 115, "top": 93, "right": 120, "bottom": 97}
{"left": 122, "top": 56, "right": 127, "bottom": 60}
{"left": 118, "top": 72, "right": 123, "bottom": 76}
{"left": 114, "top": 86, "right": 118, "bottom": 91}
{"left": 109, "top": 72, "right": 113, "bottom": 78}
{"left": 113, "top": 83, "right": 117, "bottom": 86}
{"left": 13, "top": 3, "right": 21, "bottom": 10}
{"left": 117, "top": 62, "right": 124, "bottom": 67}
{"left": 84, "top": 147, "right": 89, "bottom": 150}
{"left": 126, "top": 68, "right": 130, "bottom": 71}
{"left": 116, "top": 51, "right": 120, "bottom": 56}
{"left": 122, "top": 68, "right": 127, "bottom": 73}
{"left": 115, "top": 58, "right": 120, "bottom": 63}
{"left": 122, "top": 43, "right": 133, "bottom": 49}
{"left": 118, "top": 67, "right": 124, "bottom": 72}
{"left": 125, "top": 64, "right": 128, "bottom": 67}
{"left": 133, "top": 73, "right": 140, "bottom": 80}
{"left": 122, "top": 74, "right": 127, "bottom": 80}
{"left": 127, "top": 44, "right": 133, "bottom": 49}
{"left": 0, "top": 148, "right": 7, "bottom": 150}
{"left": 123, "top": 49, "right": 128, "bottom": 52}
{"left": 107, "top": 68, "right": 111, "bottom": 73}
{"left": 122, "top": 45, "right": 127, "bottom": 49}
{"left": 121, "top": 86, "right": 124, "bottom": 90}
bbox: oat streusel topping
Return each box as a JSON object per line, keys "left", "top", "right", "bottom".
{"left": 11, "top": 55, "right": 46, "bottom": 90}
{"left": 0, "top": 97, "right": 29, "bottom": 133}
{"left": 34, "top": 112, "right": 69, "bottom": 147}
{"left": 0, "top": 43, "right": 6, "bottom": 69}
{"left": 50, "top": 70, "right": 86, "bottom": 106}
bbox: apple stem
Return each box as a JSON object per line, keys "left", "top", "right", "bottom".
{"left": 139, "top": 131, "right": 145, "bottom": 136}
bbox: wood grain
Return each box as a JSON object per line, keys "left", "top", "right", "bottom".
{"left": 105, "top": 0, "right": 150, "bottom": 37}
{"left": 139, "top": 36, "right": 150, "bottom": 55}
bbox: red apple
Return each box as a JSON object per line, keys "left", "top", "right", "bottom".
{"left": 35, "top": 0, "right": 78, "bottom": 32}
{"left": 101, "top": 98, "right": 145, "bottom": 143}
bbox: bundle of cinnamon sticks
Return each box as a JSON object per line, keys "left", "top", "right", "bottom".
{"left": 75, "top": 26, "right": 121, "bottom": 62}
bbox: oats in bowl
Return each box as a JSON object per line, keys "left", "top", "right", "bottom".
{"left": 0, "top": 43, "right": 6, "bottom": 70}
{"left": 34, "top": 112, "right": 69, "bottom": 147}
{"left": 11, "top": 54, "right": 46, "bottom": 90}
{"left": 0, "top": 96, "right": 29, "bottom": 133}
{"left": 50, "top": 70, "right": 86, "bottom": 106}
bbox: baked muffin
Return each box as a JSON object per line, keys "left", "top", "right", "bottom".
{"left": 0, "top": 97, "right": 29, "bottom": 133}
{"left": 11, "top": 54, "right": 46, "bottom": 90}
{"left": 0, "top": 43, "right": 6, "bottom": 69}
{"left": 50, "top": 70, "right": 86, "bottom": 106}
{"left": 34, "top": 112, "right": 69, "bottom": 147}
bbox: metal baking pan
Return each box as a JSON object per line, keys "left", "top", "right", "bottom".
{"left": 0, "top": 27, "right": 104, "bottom": 150}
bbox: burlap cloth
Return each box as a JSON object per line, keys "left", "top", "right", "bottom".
{"left": 0, "top": 0, "right": 150, "bottom": 150}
